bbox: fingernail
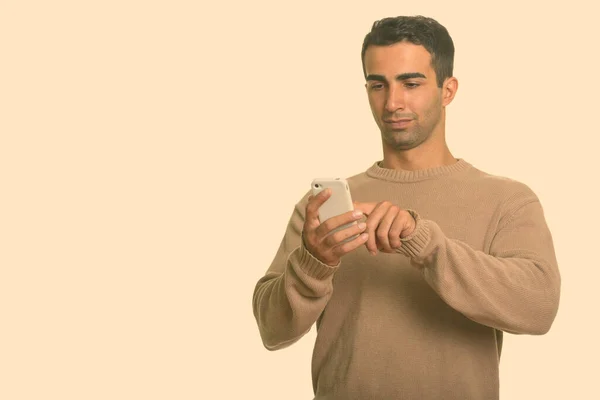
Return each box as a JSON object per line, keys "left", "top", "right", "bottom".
{"left": 353, "top": 210, "right": 363, "bottom": 218}
{"left": 358, "top": 222, "right": 366, "bottom": 230}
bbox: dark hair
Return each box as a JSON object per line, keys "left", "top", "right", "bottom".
{"left": 361, "top": 16, "right": 455, "bottom": 87}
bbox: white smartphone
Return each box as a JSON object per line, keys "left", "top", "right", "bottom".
{"left": 311, "top": 178, "right": 358, "bottom": 240}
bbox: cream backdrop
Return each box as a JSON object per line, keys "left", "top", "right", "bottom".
{"left": 2, "top": 1, "right": 598, "bottom": 399}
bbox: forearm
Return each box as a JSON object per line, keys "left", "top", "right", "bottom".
{"left": 398, "top": 202, "right": 561, "bottom": 335}
{"left": 253, "top": 244, "right": 337, "bottom": 349}
{"left": 253, "top": 198, "right": 338, "bottom": 350}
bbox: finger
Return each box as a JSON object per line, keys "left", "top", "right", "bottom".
{"left": 315, "top": 208, "right": 364, "bottom": 239}
{"left": 400, "top": 210, "right": 417, "bottom": 239}
{"left": 331, "top": 231, "right": 369, "bottom": 258}
{"left": 322, "top": 221, "right": 367, "bottom": 249}
{"left": 364, "top": 201, "right": 392, "bottom": 255}
{"left": 310, "top": 222, "right": 368, "bottom": 266}
{"left": 376, "top": 205, "right": 400, "bottom": 252}
{"left": 353, "top": 201, "right": 376, "bottom": 216}
{"left": 389, "top": 211, "right": 409, "bottom": 249}
{"left": 305, "top": 189, "right": 331, "bottom": 223}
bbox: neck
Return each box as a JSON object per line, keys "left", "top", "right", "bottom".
{"left": 381, "top": 137, "right": 456, "bottom": 171}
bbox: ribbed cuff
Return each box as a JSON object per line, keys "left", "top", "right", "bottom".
{"left": 396, "top": 209, "right": 431, "bottom": 259}
{"left": 292, "top": 244, "right": 339, "bottom": 280}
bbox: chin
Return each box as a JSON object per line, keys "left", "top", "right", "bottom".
{"left": 384, "top": 139, "right": 420, "bottom": 151}
{"left": 382, "top": 131, "right": 421, "bottom": 150}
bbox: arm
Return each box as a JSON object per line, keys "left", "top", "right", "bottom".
{"left": 397, "top": 194, "right": 561, "bottom": 335}
{"left": 252, "top": 203, "right": 337, "bottom": 350}
{"left": 252, "top": 193, "right": 367, "bottom": 350}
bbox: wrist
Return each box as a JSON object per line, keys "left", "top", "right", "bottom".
{"left": 396, "top": 210, "right": 431, "bottom": 258}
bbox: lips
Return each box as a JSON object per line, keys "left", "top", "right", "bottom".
{"left": 384, "top": 119, "right": 413, "bottom": 128}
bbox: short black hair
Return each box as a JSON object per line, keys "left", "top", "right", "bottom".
{"left": 361, "top": 16, "right": 455, "bottom": 87}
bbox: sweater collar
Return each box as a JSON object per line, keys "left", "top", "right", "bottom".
{"left": 366, "top": 158, "right": 473, "bottom": 183}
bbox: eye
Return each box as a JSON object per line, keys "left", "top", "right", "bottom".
{"left": 404, "top": 82, "right": 420, "bottom": 89}
{"left": 370, "top": 83, "right": 384, "bottom": 91}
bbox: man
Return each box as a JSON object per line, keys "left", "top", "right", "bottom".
{"left": 252, "top": 15, "right": 561, "bottom": 400}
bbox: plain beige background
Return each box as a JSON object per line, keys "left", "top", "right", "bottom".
{"left": 1, "top": 0, "right": 598, "bottom": 399}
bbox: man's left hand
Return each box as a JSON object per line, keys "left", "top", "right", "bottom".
{"left": 353, "top": 201, "right": 416, "bottom": 255}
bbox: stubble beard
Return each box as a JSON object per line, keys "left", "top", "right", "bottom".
{"left": 381, "top": 97, "right": 444, "bottom": 151}
{"left": 381, "top": 124, "right": 426, "bottom": 150}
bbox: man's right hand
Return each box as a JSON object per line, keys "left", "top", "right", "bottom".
{"left": 302, "top": 189, "right": 369, "bottom": 266}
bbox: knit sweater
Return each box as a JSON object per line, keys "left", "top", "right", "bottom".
{"left": 252, "top": 159, "right": 561, "bottom": 400}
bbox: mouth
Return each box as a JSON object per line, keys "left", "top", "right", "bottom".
{"left": 383, "top": 119, "right": 413, "bottom": 128}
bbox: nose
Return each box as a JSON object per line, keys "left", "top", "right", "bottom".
{"left": 384, "top": 85, "right": 405, "bottom": 113}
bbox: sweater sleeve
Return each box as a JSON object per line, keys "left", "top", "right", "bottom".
{"left": 252, "top": 196, "right": 340, "bottom": 350}
{"left": 397, "top": 191, "right": 561, "bottom": 335}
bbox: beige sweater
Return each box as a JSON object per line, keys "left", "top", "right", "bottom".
{"left": 253, "top": 159, "right": 561, "bottom": 400}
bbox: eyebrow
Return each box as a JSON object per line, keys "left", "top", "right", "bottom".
{"left": 366, "top": 72, "right": 427, "bottom": 82}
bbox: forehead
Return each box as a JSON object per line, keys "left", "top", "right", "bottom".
{"left": 364, "top": 41, "right": 433, "bottom": 77}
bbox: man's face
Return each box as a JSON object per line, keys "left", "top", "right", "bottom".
{"left": 364, "top": 41, "right": 446, "bottom": 151}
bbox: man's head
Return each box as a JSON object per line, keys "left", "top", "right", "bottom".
{"left": 361, "top": 16, "right": 454, "bottom": 88}
{"left": 361, "top": 16, "right": 458, "bottom": 152}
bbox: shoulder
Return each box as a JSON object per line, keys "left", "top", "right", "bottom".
{"left": 466, "top": 164, "right": 540, "bottom": 211}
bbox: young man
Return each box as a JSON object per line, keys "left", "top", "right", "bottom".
{"left": 252, "top": 15, "right": 561, "bottom": 400}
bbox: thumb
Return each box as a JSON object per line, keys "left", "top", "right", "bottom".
{"left": 353, "top": 201, "right": 376, "bottom": 216}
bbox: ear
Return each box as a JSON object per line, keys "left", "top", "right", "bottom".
{"left": 441, "top": 77, "right": 458, "bottom": 106}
